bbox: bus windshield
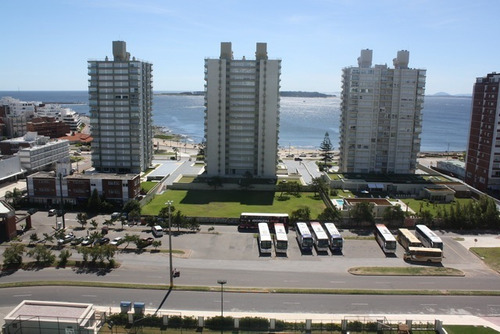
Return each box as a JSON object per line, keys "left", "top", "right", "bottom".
{"left": 276, "top": 240, "right": 287, "bottom": 249}
{"left": 261, "top": 240, "right": 272, "bottom": 249}
{"left": 385, "top": 240, "right": 397, "bottom": 250}
{"left": 331, "top": 238, "right": 343, "bottom": 248}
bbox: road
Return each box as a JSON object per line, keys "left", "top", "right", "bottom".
{"left": 0, "top": 286, "right": 499, "bottom": 317}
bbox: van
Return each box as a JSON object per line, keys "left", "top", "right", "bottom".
{"left": 152, "top": 225, "right": 163, "bottom": 237}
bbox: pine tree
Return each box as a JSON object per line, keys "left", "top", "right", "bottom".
{"left": 319, "top": 132, "right": 333, "bottom": 165}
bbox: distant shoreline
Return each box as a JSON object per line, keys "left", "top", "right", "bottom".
{"left": 154, "top": 91, "right": 337, "bottom": 98}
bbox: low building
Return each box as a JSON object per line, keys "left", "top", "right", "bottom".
{"left": 0, "top": 132, "right": 70, "bottom": 172}
{"left": 343, "top": 198, "right": 394, "bottom": 218}
{"left": 26, "top": 171, "right": 140, "bottom": 206}
{"left": 435, "top": 159, "right": 466, "bottom": 179}
{"left": 27, "top": 117, "right": 70, "bottom": 138}
{"left": 0, "top": 200, "right": 17, "bottom": 242}
{"left": 420, "top": 186, "right": 456, "bottom": 203}
{"left": 3, "top": 300, "right": 100, "bottom": 334}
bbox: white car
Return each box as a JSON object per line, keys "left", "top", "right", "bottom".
{"left": 110, "top": 237, "right": 123, "bottom": 246}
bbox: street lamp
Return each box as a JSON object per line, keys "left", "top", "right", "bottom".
{"left": 165, "top": 201, "right": 174, "bottom": 287}
{"left": 58, "top": 173, "right": 66, "bottom": 230}
{"left": 217, "top": 279, "right": 227, "bottom": 333}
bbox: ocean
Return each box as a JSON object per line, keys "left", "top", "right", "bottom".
{"left": 0, "top": 91, "right": 472, "bottom": 152}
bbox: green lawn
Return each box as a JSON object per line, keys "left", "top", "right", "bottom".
{"left": 470, "top": 247, "right": 500, "bottom": 273}
{"left": 444, "top": 325, "right": 499, "bottom": 334}
{"left": 141, "top": 181, "right": 158, "bottom": 193}
{"left": 142, "top": 190, "right": 326, "bottom": 218}
{"left": 403, "top": 198, "right": 475, "bottom": 216}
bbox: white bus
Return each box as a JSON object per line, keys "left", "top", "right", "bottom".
{"left": 310, "top": 222, "right": 329, "bottom": 252}
{"left": 415, "top": 224, "right": 443, "bottom": 250}
{"left": 274, "top": 223, "right": 288, "bottom": 255}
{"left": 295, "top": 222, "right": 314, "bottom": 251}
{"left": 397, "top": 228, "right": 422, "bottom": 250}
{"left": 258, "top": 222, "right": 272, "bottom": 254}
{"left": 374, "top": 224, "right": 397, "bottom": 254}
{"left": 323, "top": 222, "right": 343, "bottom": 252}
{"left": 404, "top": 247, "right": 443, "bottom": 263}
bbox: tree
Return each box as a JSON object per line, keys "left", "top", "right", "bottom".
{"left": 3, "top": 243, "right": 25, "bottom": 266}
{"left": 319, "top": 132, "right": 334, "bottom": 165}
{"left": 128, "top": 209, "right": 141, "bottom": 223}
{"left": 102, "top": 219, "right": 115, "bottom": 229}
{"left": 4, "top": 187, "right": 23, "bottom": 207}
{"left": 123, "top": 200, "right": 141, "bottom": 215}
{"left": 207, "top": 176, "right": 223, "bottom": 190}
{"left": 42, "top": 233, "right": 54, "bottom": 245}
{"left": 152, "top": 240, "right": 162, "bottom": 251}
{"left": 290, "top": 206, "right": 311, "bottom": 223}
{"left": 350, "top": 202, "right": 375, "bottom": 224}
{"left": 76, "top": 212, "right": 88, "bottom": 229}
{"left": 382, "top": 205, "right": 406, "bottom": 226}
{"left": 317, "top": 207, "right": 341, "bottom": 222}
{"left": 90, "top": 219, "right": 98, "bottom": 230}
{"left": 87, "top": 189, "right": 101, "bottom": 213}
{"left": 29, "top": 233, "right": 39, "bottom": 246}
{"left": 123, "top": 233, "right": 140, "bottom": 249}
{"left": 27, "top": 245, "right": 55, "bottom": 265}
{"left": 276, "top": 182, "right": 290, "bottom": 199}
{"left": 58, "top": 249, "right": 72, "bottom": 267}
{"left": 311, "top": 177, "right": 328, "bottom": 197}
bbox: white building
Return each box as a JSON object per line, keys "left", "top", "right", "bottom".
{"left": 88, "top": 40, "right": 153, "bottom": 174}
{"left": 36, "top": 103, "right": 82, "bottom": 131}
{"left": 0, "top": 97, "right": 37, "bottom": 137}
{"left": 204, "top": 42, "right": 281, "bottom": 178}
{"left": 3, "top": 300, "right": 100, "bottom": 334}
{"left": 339, "top": 49, "right": 426, "bottom": 174}
{"left": 1, "top": 132, "right": 70, "bottom": 172}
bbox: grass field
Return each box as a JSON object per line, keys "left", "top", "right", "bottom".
{"left": 141, "top": 181, "right": 158, "bottom": 193}
{"left": 444, "top": 325, "right": 500, "bottom": 334}
{"left": 348, "top": 266, "right": 464, "bottom": 276}
{"left": 403, "top": 198, "right": 475, "bottom": 216}
{"left": 470, "top": 247, "right": 500, "bottom": 273}
{"left": 141, "top": 190, "right": 326, "bottom": 218}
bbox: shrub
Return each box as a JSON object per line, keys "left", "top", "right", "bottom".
{"left": 239, "top": 317, "right": 269, "bottom": 331}
{"left": 205, "top": 316, "right": 234, "bottom": 330}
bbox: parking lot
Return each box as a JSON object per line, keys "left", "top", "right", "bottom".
{"left": 16, "top": 210, "right": 490, "bottom": 272}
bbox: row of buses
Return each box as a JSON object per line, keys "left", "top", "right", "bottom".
{"left": 375, "top": 223, "right": 444, "bottom": 263}
{"left": 295, "top": 222, "right": 344, "bottom": 253}
{"left": 248, "top": 213, "right": 443, "bottom": 262}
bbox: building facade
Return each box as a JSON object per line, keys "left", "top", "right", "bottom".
{"left": 204, "top": 42, "right": 281, "bottom": 178}
{"left": 88, "top": 41, "right": 153, "bottom": 174}
{"left": 339, "top": 49, "right": 426, "bottom": 174}
{"left": 26, "top": 171, "right": 140, "bottom": 206}
{"left": 465, "top": 72, "right": 500, "bottom": 192}
{"left": 0, "top": 132, "right": 70, "bottom": 172}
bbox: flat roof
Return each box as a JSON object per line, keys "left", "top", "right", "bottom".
{"left": 30, "top": 171, "right": 138, "bottom": 180}
{"left": 344, "top": 198, "right": 392, "bottom": 205}
{"left": 5, "top": 300, "right": 93, "bottom": 323}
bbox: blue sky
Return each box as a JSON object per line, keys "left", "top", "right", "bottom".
{"left": 2, "top": 0, "right": 499, "bottom": 94}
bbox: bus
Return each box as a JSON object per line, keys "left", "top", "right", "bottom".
{"left": 404, "top": 247, "right": 443, "bottom": 263}
{"left": 274, "top": 223, "right": 288, "bottom": 255}
{"left": 310, "top": 222, "right": 329, "bottom": 252}
{"left": 295, "top": 222, "right": 314, "bottom": 251}
{"left": 415, "top": 224, "right": 443, "bottom": 250}
{"left": 397, "top": 228, "right": 422, "bottom": 250}
{"left": 258, "top": 223, "right": 272, "bottom": 254}
{"left": 374, "top": 224, "right": 397, "bottom": 254}
{"left": 323, "top": 222, "right": 344, "bottom": 252}
{"left": 239, "top": 213, "right": 289, "bottom": 231}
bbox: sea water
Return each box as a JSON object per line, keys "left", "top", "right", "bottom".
{"left": 0, "top": 91, "right": 472, "bottom": 152}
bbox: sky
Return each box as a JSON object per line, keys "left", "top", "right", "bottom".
{"left": 1, "top": 0, "right": 499, "bottom": 95}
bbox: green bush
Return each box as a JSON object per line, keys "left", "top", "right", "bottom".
{"left": 205, "top": 316, "right": 234, "bottom": 330}
{"left": 239, "top": 317, "right": 269, "bottom": 331}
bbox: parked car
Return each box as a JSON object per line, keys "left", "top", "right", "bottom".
{"left": 138, "top": 237, "right": 154, "bottom": 248}
{"left": 48, "top": 209, "right": 56, "bottom": 216}
{"left": 57, "top": 233, "right": 75, "bottom": 245}
{"left": 111, "top": 212, "right": 120, "bottom": 219}
{"left": 294, "top": 157, "right": 303, "bottom": 161}
{"left": 94, "top": 237, "right": 110, "bottom": 246}
{"left": 110, "top": 237, "right": 123, "bottom": 246}
{"left": 70, "top": 236, "right": 84, "bottom": 246}
{"left": 81, "top": 237, "right": 92, "bottom": 246}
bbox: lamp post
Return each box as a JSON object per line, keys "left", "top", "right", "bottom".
{"left": 165, "top": 201, "right": 174, "bottom": 287}
{"left": 217, "top": 279, "right": 227, "bottom": 333}
{"left": 58, "top": 173, "right": 66, "bottom": 229}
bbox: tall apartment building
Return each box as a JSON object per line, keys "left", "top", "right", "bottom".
{"left": 465, "top": 72, "right": 500, "bottom": 192}
{"left": 204, "top": 42, "right": 281, "bottom": 178}
{"left": 339, "top": 49, "right": 426, "bottom": 174}
{"left": 88, "top": 41, "right": 153, "bottom": 174}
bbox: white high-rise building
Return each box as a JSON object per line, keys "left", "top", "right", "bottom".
{"left": 204, "top": 42, "right": 281, "bottom": 178}
{"left": 339, "top": 49, "right": 426, "bottom": 174}
{"left": 88, "top": 41, "right": 153, "bottom": 174}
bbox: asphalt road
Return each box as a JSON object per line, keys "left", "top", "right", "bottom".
{"left": 0, "top": 286, "right": 499, "bottom": 317}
